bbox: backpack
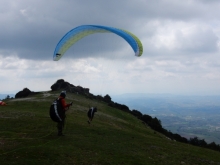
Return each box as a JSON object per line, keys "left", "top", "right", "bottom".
{"left": 49, "top": 98, "right": 65, "bottom": 122}
{"left": 87, "top": 107, "right": 97, "bottom": 118}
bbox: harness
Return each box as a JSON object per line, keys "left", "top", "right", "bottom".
{"left": 50, "top": 98, "right": 64, "bottom": 122}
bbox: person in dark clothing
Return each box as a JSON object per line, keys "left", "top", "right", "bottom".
{"left": 87, "top": 107, "right": 97, "bottom": 124}
{"left": 56, "top": 91, "right": 72, "bottom": 136}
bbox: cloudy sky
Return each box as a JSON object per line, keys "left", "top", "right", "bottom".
{"left": 0, "top": 0, "right": 220, "bottom": 96}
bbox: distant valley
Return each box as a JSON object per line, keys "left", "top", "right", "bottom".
{"left": 111, "top": 93, "right": 220, "bottom": 144}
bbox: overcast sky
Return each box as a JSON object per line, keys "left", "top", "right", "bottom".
{"left": 0, "top": 0, "right": 220, "bottom": 96}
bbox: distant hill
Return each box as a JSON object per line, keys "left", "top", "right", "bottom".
{"left": 111, "top": 93, "right": 220, "bottom": 115}
{"left": 111, "top": 93, "right": 220, "bottom": 144}
{"left": 0, "top": 94, "right": 15, "bottom": 100}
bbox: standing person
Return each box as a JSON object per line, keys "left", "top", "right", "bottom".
{"left": 50, "top": 91, "right": 72, "bottom": 136}
{"left": 57, "top": 91, "right": 72, "bottom": 136}
{"left": 87, "top": 107, "right": 97, "bottom": 124}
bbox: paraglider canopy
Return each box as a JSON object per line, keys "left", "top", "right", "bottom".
{"left": 53, "top": 25, "right": 143, "bottom": 61}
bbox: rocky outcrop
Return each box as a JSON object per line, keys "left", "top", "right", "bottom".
{"left": 15, "top": 79, "right": 90, "bottom": 98}
{"left": 51, "top": 79, "right": 90, "bottom": 95}
{"left": 15, "top": 88, "right": 37, "bottom": 98}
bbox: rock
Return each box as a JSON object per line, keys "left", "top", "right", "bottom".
{"left": 50, "top": 79, "right": 90, "bottom": 95}
{"left": 15, "top": 88, "right": 32, "bottom": 98}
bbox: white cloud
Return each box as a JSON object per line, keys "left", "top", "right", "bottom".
{"left": 0, "top": 0, "right": 220, "bottom": 96}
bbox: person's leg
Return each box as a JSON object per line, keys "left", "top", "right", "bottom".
{"left": 57, "top": 120, "right": 65, "bottom": 136}
{"left": 87, "top": 112, "right": 91, "bottom": 124}
{"left": 57, "top": 122, "right": 62, "bottom": 135}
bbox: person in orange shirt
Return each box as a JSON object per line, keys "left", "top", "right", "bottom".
{"left": 57, "top": 91, "right": 72, "bottom": 136}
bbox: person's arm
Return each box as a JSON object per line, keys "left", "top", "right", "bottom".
{"left": 61, "top": 99, "right": 71, "bottom": 110}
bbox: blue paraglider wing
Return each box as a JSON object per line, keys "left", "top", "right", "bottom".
{"left": 53, "top": 25, "right": 143, "bottom": 61}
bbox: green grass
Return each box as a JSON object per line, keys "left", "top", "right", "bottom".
{"left": 1, "top": 91, "right": 220, "bottom": 164}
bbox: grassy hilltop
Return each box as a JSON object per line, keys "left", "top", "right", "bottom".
{"left": 1, "top": 91, "right": 220, "bottom": 165}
